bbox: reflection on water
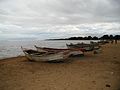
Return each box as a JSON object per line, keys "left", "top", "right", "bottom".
{"left": 0, "top": 40, "right": 98, "bottom": 59}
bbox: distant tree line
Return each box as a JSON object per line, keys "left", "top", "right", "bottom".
{"left": 49, "top": 35, "right": 120, "bottom": 40}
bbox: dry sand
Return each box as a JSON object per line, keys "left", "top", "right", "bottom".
{"left": 0, "top": 42, "right": 120, "bottom": 90}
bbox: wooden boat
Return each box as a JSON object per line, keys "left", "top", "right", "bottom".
{"left": 90, "top": 41, "right": 101, "bottom": 49}
{"left": 66, "top": 42, "right": 100, "bottom": 51}
{"left": 34, "top": 45, "right": 68, "bottom": 53}
{"left": 34, "top": 45, "right": 85, "bottom": 54}
{"left": 66, "top": 43, "right": 90, "bottom": 48}
{"left": 66, "top": 43, "right": 93, "bottom": 51}
{"left": 98, "top": 40, "right": 109, "bottom": 45}
{"left": 21, "top": 47, "right": 71, "bottom": 62}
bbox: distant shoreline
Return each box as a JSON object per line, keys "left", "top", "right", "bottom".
{"left": 46, "top": 39, "right": 100, "bottom": 41}
{"left": 46, "top": 35, "right": 120, "bottom": 41}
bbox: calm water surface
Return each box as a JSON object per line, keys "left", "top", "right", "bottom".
{"left": 0, "top": 40, "right": 99, "bottom": 59}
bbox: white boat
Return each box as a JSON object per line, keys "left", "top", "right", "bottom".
{"left": 22, "top": 47, "right": 70, "bottom": 62}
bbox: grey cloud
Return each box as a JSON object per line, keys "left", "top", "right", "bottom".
{"left": 0, "top": 22, "right": 120, "bottom": 39}
{"left": 0, "top": 0, "right": 120, "bottom": 39}
{"left": 1, "top": 0, "right": 120, "bottom": 25}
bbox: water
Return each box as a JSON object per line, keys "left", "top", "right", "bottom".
{"left": 0, "top": 40, "right": 99, "bottom": 59}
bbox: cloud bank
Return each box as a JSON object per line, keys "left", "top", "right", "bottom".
{"left": 0, "top": 0, "right": 120, "bottom": 40}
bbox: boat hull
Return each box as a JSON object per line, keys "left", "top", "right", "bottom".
{"left": 23, "top": 49, "right": 69, "bottom": 62}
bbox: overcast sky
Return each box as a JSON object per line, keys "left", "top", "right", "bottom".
{"left": 0, "top": 0, "right": 120, "bottom": 40}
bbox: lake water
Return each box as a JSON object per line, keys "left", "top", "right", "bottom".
{"left": 0, "top": 40, "right": 99, "bottom": 59}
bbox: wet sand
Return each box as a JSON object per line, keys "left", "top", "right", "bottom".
{"left": 0, "top": 42, "right": 120, "bottom": 90}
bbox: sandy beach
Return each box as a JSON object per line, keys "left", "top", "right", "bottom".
{"left": 0, "top": 42, "right": 120, "bottom": 90}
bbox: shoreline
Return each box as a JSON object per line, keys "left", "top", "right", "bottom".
{"left": 0, "top": 56, "right": 25, "bottom": 62}
{"left": 0, "top": 40, "right": 100, "bottom": 60}
{"left": 0, "top": 42, "right": 120, "bottom": 90}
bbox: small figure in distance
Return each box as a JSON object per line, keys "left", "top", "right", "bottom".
{"left": 115, "top": 39, "right": 117, "bottom": 44}
{"left": 111, "top": 40, "right": 113, "bottom": 44}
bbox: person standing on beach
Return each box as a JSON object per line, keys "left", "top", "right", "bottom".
{"left": 111, "top": 40, "right": 114, "bottom": 44}
{"left": 110, "top": 35, "right": 114, "bottom": 44}
{"left": 114, "top": 35, "right": 118, "bottom": 44}
{"left": 115, "top": 39, "right": 117, "bottom": 44}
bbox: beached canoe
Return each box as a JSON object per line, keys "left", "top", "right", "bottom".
{"left": 66, "top": 42, "right": 100, "bottom": 51}
{"left": 34, "top": 45, "right": 85, "bottom": 53}
{"left": 98, "top": 40, "right": 109, "bottom": 45}
{"left": 66, "top": 43, "right": 94, "bottom": 51}
{"left": 22, "top": 47, "right": 84, "bottom": 62}
{"left": 35, "top": 45, "right": 68, "bottom": 53}
{"left": 22, "top": 47, "right": 71, "bottom": 62}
